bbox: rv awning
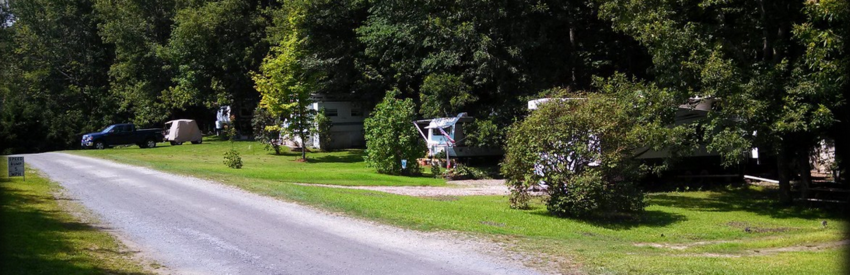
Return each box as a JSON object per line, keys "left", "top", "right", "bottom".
{"left": 424, "top": 117, "right": 459, "bottom": 129}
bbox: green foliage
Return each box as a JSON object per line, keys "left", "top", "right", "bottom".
{"left": 356, "top": 0, "right": 647, "bottom": 120}
{"left": 223, "top": 149, "right": 243, "bottom": 169}
{"left": 0, "top": 0, "right": 123, "bottom": 153}
{"left": 502, "top": 85, "right": 677, "bottom": 217}
{"left": 445, "top": 164, "right": 490, "bottom": 180}
{"left": 251, "top": 106, "right": 282, "bottom": 155}
{"left": 597, "top": 0, "right": 850, "bottom": 202}
{"left": 463, "top": 118, "right": 503, "bottom": 148}
{"left": 162, "top": 0, "right": 268, "bottom": 110}
{"left": 315, "top": 108, "right": 334, "bottom": 151}
{"left": 94, "top": 0, "right": 176, "bottom": 125}
{"left": 252, "top": 2, "right": 317, "bottom": 160}
{"left": 364, "top": 89, "right": 424, "bottom": 175}
{"left": 419, "top": 73, "right": 476, "bottom": 117}
{"left": 430, "top": 162, "right": 442, "bottom": 178}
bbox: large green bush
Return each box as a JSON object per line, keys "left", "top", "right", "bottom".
{"left": 364, "top": 90, "right": 425, "bottom": 175}
{"left": 502, "top": 80, "right": 681, "bottom": 218}
{"left": 315, "top": 109, "right": 334, "bottom": 151}
{"left": 252, "top": 106, "right": 282, "bottom": 154}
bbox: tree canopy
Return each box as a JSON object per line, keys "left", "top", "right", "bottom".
{"left": 0, "top": 0, "right": 846, "bottom": 206}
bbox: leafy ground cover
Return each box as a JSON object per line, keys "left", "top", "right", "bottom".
{"left": 72, "top": 140, "right": 848, "bottom": 274}
{"left": 0, "top": 157, "right": 155, "bottom": 274}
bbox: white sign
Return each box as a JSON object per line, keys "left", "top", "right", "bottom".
{"left": 8, "top": 156, "right": 24, "bottom": 178}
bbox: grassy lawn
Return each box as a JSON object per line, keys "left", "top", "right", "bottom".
{"left": 72, "top": 139, "right": 848, "bottom": 274}
{"left": 74, "top": 138, "right": 445, "bottom": 186}
{"left": 1, "top": 157, "right": 154, "bottom": 274}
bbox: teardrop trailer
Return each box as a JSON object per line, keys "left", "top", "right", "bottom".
{"left": 163, "top": 119, "right": 204, "bottom": 145}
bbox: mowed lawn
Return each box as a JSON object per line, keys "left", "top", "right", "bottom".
{"left": 74, "top": 138, "right": 445, "bottom": 186}
{"left": 71, "top": 139, "right": 848, "bottom": 274}
{"left": 1, "top": 157, "right": 154, "bottom": 274}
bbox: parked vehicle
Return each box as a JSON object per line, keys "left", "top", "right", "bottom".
{"left": 81, "top": 124, "right": 164, "bottom": 149}
{"left": 164, "top": 119, "right": 203, "bottom": 145}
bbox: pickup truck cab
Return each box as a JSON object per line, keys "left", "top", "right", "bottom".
{"left": 81, "top": 123, "right": 164, "bottom": 149}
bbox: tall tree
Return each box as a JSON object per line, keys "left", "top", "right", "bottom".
{"left": 253, "top": 1, "right": 317, "bottom": 160}
{"left": 94, "top": 0, "right": 177, "bottom": 125}
{"left": 598, "top": 0, "right": 848, "bottom": 203}
{"left": 267, "top": 0, "right": 371, "bottom": 100}
{"left": 161, "top": 0, "right": 270, "bottom": 120}
{"left": 357, "top": 0, "right": 648, "bottom": 119}
{"left": 1, "top": 0, "right": 121, "bottom": 153}
{"left": 793, "top": 0, "right": 849, "bottom": 182}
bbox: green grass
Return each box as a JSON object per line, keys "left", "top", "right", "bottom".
{"left": 73, "top": 138, "right": 445, "bottom": 186}
{"left": 1, "top": 157, "right": 154, "bottom": 274}
{"left": 71, "top": 139, "right": 848, "bottom": 274}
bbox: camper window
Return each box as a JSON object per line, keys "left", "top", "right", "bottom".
{"left": 431, "top": 127, "right": 452, "bottom": 137}
{"left": 432, "top": 128, "right": 443, "bottom": 137}
{"left": 351, "top": 108, "right": 362, "bottom": 117}
{"left": 326, "top": 109, "right": 338, "bottom": 117}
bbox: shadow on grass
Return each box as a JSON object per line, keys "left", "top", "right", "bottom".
{"left": 308, "top": 150, "right": 365, "bottom": 163}
{"left": 528, "top": 208, "right": 687, "bottom": 230}
{"left": 0, "top": 183, "right": 147, "bottom": 275}
{"left": 648, "top": 187, "right": 847, "bottom": 220}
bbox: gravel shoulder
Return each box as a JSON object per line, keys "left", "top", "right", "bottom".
{"left": 25, "top": 152, "right": 542, "bottom": 275}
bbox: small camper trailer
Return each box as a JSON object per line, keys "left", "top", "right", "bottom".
{"left": 413, "top": 113, "right": 503, "bottom": 158}
{"left": 164, "top": 119, "right": 203, "bottom": 145}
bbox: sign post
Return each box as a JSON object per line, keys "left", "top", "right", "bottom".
{"left": 7, "top": 156, "right": 24, "bottom": 181}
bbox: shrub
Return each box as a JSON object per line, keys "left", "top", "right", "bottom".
{"left": 502, "top": 83, "right": 678, "bottom": 218}
{"left": 364, "top": 89, "right": 424, "bottom": 175}
{"left": 223, "top": 149, "right": 243, "bottom": 169}
{"left": 430, "top": 162, "right": 442, "bottom": 178}
{"left": 315, "top": 109, "right": 333, "bottom": 151}
{"left": 224, "top": 122, "right": 243, "bottom": 169}
{"left": 252, "top": 107, "right": 282, "bottom": 154}
{"left": 445, "top": 164, "right": 490, "bottom": 180}
{"left": 464, "top": 119, "right": 504, "bottom": 148}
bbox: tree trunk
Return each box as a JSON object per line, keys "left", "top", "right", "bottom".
{"left": 298, "top": 106, "right": 307, "bottom": 160}
{"left": 776, "top": 145, "right": 793, "bottom": 205}
{"left": 798, "top": 147, "right": 812, "bottom": 199}
{"left": 569, "top": 26, "right": 576, "bottom": 85}
{"left": 833, "top": 124, "right": 848, "bottom": 184}
{"left": 758, "top": 0, "right": 773, "bottom": 61}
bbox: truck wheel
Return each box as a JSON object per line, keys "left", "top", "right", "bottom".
{"left": 146, "top": 139, "right": 157, "bottom": 148}
{"left": 191, "top": 140, "right": 202, "bottom": 144}
{"left": 95, "top": 141, "right": 105, "bottom": 150}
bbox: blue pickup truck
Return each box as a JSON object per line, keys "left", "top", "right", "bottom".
{"left": 81, "top": 123, "right": 164, "bottom": 149}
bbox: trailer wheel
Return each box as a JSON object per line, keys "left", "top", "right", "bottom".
{"left": 191, "top": 140, "right": 202, "bottom": 144}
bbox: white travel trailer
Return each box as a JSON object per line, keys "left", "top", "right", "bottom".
{"left": 413, "top": 113, "right": 503, "bottom": 158}
{"left": 279, "top": 94, "right": 368, "bottom": 150}
{"left": 307, "top": 100, "right": 367, "bottom": 149}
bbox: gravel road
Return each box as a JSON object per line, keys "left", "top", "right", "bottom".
{"left": 25, "top": 153, "right": 541, "bottom": 275}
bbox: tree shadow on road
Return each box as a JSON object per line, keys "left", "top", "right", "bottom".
{"left": 0, "top": 176, "right": 153, "bottom": 275}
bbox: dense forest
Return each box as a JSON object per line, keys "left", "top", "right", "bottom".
{"left": 1, "top": 0, "right": 848, "bottom": 189}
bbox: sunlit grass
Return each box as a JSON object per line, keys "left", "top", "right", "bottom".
{"left": 73, "top": 137, "right": 445, "bottom": 186}
{"left": 69, "top": 139, "right": 848, "bottom": 274}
